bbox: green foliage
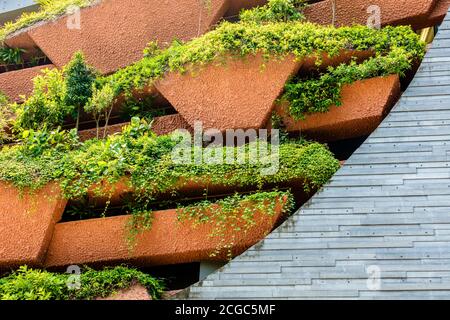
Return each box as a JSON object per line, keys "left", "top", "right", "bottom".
{"left": 85, "top": 82, "right": 116, "bottom": 138}
{"left": 13, "top": 68, "right": 71, "bottom": 131}
{"left": 0, "top": 0, "right": 97, "bottom": 43}
{"left": 0, "top": 47, "right": 26, "bottom": 65}
{"left": 284, "top": 44, "right": 422, "bottom": 119}
{"left": 64, "top": 51, "right": 96, "bottom": 109}
{"left": 178, "top": 190, "right": 294, "bottom": 258}
{"left": 0, "top": 265, "right": 164, "bottom": 300}
{"left": 0, "top": 92, "right": 12, "bottom": 143}
{"left": 239, "top": 0, "right": 307, "bottom": 24}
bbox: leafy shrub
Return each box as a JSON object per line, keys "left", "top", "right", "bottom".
{"left": 19, "top": 127, "right": 80, "bottom": 158}
{"left": 0, "top": 47, "right": 26, "bottom": 68}
{"left": 64, "top": 51, "right": 97, "bottom": 131}
{"left": 0, "top": 265, "right": 164, "bottom": 300}
{"left": 239, "top": 0, "right": 307, "bottom": 24}
{"left": 13, "top": 68, "right": 71, "bottom": 132}
{"left": 106, "top": 22, "right": 423, "bottom": 104}
{"left": 178, "top": 190, "right": 294, "bottom": 257}
{"left": 0, "top": 118, "right": 340, "bottom": 198}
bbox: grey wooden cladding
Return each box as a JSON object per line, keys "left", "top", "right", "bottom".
{"left": 181, "top": 9, "right": 450, "bottom": 299}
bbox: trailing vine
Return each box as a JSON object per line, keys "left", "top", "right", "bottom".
{"left": 177, "top": 190, "right": 294, "bottom": 259}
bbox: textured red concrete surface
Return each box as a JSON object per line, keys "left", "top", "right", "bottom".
{"left": 304, "top": 0, "right": 437, "bottom": 29}
{"left": 156, "top": 54, "right": 302, "bottom": 132}
{"left": 151, "top": 114, "right": 192, "bottom": 135}
{"left": 44, "top": 200, "right": 286, "bottom": 268}
{"left": 23, "top": 0, "right": 229, "bottom": 74}
{"left": 422, "top": 0, "right": 450, "bottom": 29}
{"left": 0, "top": 65, "right": 54, "bottom": 102}
{"left": 96, "top": 284, "right": 152, "bottom": 300}
{"left": 274, "top": 75, "right": 401, "bottom": 141}
{"left": 0, "top": 182, "right": 67, "bottom": 269}
{"left": 77, "top": 114, "right": 191, "bottom": 141}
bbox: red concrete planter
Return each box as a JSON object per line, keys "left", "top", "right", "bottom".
{"left": 156, "top": 50, "right": 375, "bottom": 132}
{"left": 6, "top": 0, "right": 229, "bottom": 74}
{"left": 44, "top": 198, "right": 288, "bottom": 268}
{"left": 0, "top": 65, "right": 54, "bottom": 102}
{"left": 86, "top": 174, "right": 307, "bottom": 208}
{"left": 77, "top": 114, "right": 191, "bottom": 141}
{"left": 156, "top": 53, "right": 303, "bottom": 132}
{"left": 0, "top": 182, "right": 67, "bottom": 268}
{"left": 304, "top": 0, "right": 437, "bottom": 29}
{"left": 273, "top": 75, "right": 401, "bottom": 142}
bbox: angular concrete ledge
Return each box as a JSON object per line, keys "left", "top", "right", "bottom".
{"left": 45, "top": 199, "right": 287, "bottom": 268}
{"left": 156, "top": 53, "right": 302, "bottom": 132}
{"left": 0, "top": 182, "right": 67, "bottom": 269}
{"left": 0, "top": 64, "right": 54, "bottom": 102}
{"left": 274, "top": 75, "right": 401, "bottom": 141}
{"left": 304, "top": 0, "right": 437, "bottom": 29}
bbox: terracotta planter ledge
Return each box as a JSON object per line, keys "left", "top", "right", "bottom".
{"left": 0, "top": 65, "right": 54, "bottom": 102}
{"left": 304, "top": 0, "right": 437, "bottom": 29}
{"left": 45, "top": 198, "right": 287, "bottom": 268}
{"left": 274, "top": 75, "right": 401, "bottom": 142}
{"left": 7, "top": 0, "right": 229, "bottom": 74}
{"left": 0, "top": 182, "right": 67, "bottom": 269}
{"left": 86, "top": 175, "right": 307, "bottom": 206}
{"left": 77, "top": 114, "right": 192, "bottom": 141}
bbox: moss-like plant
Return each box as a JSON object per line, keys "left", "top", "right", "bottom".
{"left": 283, "top": 45, "right": 416, "bottom": 119}
{"left": 0, "top": 265, "right": 164, "bottom": 300}
{"left": 239, "top": 0, "right": 307, "bottom": 23}
{"left": 177, "top": 190, "right": 294, "bottom": 258}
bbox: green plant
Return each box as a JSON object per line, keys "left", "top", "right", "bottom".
{"left": 19, "top": 127, "right": 80, "bottom": 158}
{"left": 13, "top": 67, "right": 72, "bottom": 132}
{"left": 0, "top": 265, "right": 164, "bottom": 300}
{"left": 177, "top": 190, "right": 294, "bottom": 258}
{"left": 64, "top": 51, "right": 97, "bottom": 132}
{"left": 0, "top": 117, "right": 339, "bottom": 200}
{"left": 283, "top": 46, "right": 417, "bottom": 119}
{"left": 0, "top": 47, "right": 26, "bottom": 69}
{"left": 0, "top": 92, "right": 12, "bottom": 143}
{"left": 239, "top": 0, "right": 307, "bottom": 24}
{"left": 85, "top": 82, "right": 116, "bottom": 138}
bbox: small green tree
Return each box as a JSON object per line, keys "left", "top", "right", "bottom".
{"left": 85, "top": 83, "right": 115, "bottom": 139}
{"left": 64, "top": 51, "right": 96, "bottom": 132}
